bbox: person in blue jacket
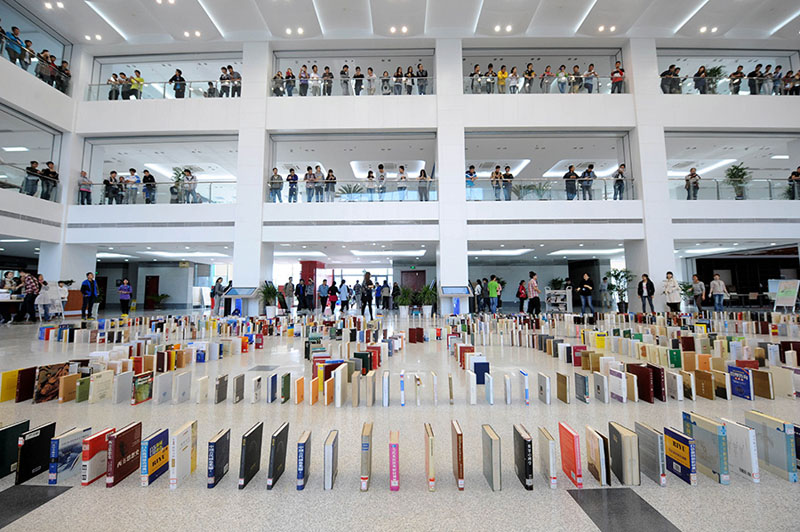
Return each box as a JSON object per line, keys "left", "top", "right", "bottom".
{"left": 375, "top": 282, "right": 383, "bottom": 309}
{"left": 81, "top": 272, "right": 99, "bottom": 319}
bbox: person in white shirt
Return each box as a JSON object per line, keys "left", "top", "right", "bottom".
{"left": 310, "top": 65, "right": 321, "bottom": 96}
{"left": 126, "top": 168, "right": 140, "bottom": 204}
{"left": 583, "top": 63, "right": 599, "bottom": 93}
{"left": 473, "top": 278, "right": 483, "bottom": 312}
{"left": 599, "top": 276, "right": 611, "bottom": 309}
{"left": 709, "top": 273, "right": 729, "bottom": 312}
{"left": 377, "top": 164, "right": 387, "bottom": 201}
{"left": 662, "top": 271, "right": 682, "bottom": 312}
{"left": 181, "top": 169, "right": 198, "bottom": 203}
{"left": 526, "top": 271, "right": 541, "bottom": 315}
{"left": 366, "top": 67, "right": 377, "bottom": 95}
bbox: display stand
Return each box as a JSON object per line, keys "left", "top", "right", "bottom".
{"left": 773, "top": 280, "right": 799, "bottom": 313}
{"left": 438, "top": 285, "right": 473, "bottom": 316}
{"left": 545, "top": 288, "right": 572, "bottom": 313}
{"left": 223, "top": 287, "right": 260, "bottom": 316}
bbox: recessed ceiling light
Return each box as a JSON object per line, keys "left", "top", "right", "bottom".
{"left": 505, "top": 25, "right": 512, "bottom": 32}
{"left": 771, "top": 155, "right": 789, "bottom": 160}
{"left": 223, "top": 246, "right": 228, "bottom": 249}
{"left": 401, "top": 26, "right": 407, "bottom": 33}
{"left": 710, "top": 27, "right": 717, "bottom": 33}
{"left": 302, "top": 245, "right": 307, "bottom": 248}
{"left": 733, "top": 243, "right": 739, "bottom": 246}
{"left": 421, "top": 244, "right": 425, "bottom": 248}
{"left": 770, "top": 242, "right": 776, "bottom": 246}
{"left": 550, "top": 249, "right": 624, "bottom": 256}
{"left": 609, "top": 26, "right": 616, "bottom": 32}
{"left": 618, "top": 243, "right": 623, "bottom": 246}
{"left": 494, "top": 25, "right": 501, "bottom": 32}
{"left": 95, "top": 34, "right": 102, "bottom": 40}
{"left": 44, "top": 2, "right": 52, "bottom": 8}
{"left": 297, "top": 27, "right": 304, "bottom": 35}
{"left": 579, "top": 243, "right": 584, "bottom": 247}
{"left": 699, "top": 26, "right": 707, "bottom": 33}
{"left": 539, "top": 244, "right": 544, "bottom": 247}
{"left": 85, "top": 35, "right": 91, "bottom": 40}
{"left": 183, "top": 31, "right": 190, "bottom": 37}
{"left": 153, "top": 259, "right": 157, "bottom": 261}
{"left": 124, "top": 259, "right": 128, "bottom": 262}
{"left": 34, "top": 247, "right": 40, "bottom": 251}
{"left": 0, "top": 239, "right": 29, "bottom": 242}
{"left": 2, "top": 147, "right": 29, "bottom": 152}
{"left": 156, "top": 0, "right": 162, "bottom": 4}
{"left": 390, "top": 26, "right": 396, "bottom": 33}
{"left": 0, "top": 248, "right": 4, "bottom": 251}
{"left": 500, "top": 244, "right": 505, "bottom": 247}
{"left": 108, "top": 247, "right": 114, "bottom": 250}
{"left": 468, "top": 249, "right": 531, "bottom": 257}
{"left": 146, "top": 246, "right": 152, "bottom": 250}
{"left": 56, "top": 1, "right": 63, "bottom": 7}
{"left": 168, "top": 0, "right": 174, "bottom": 3}
{"left": 598, "top": 25, "right": 605, "bottom": 31}
{"left": 185, "top": 246, "right": 190, "bottom": 249}
{"left": 194, "top": 30, "right": 201, "bottom": 37}
{"left": 685, "top": 247, "right": 733, "bottom": 254}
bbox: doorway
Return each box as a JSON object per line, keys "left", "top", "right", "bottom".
{"left": 95, "top": 276, "right": 108, "bottom": 310}
{"left": 144, "top": 276, "right": 159, "bottom": 310}
{"left": 401, "top": 270, "right": 426, "bottom": 291}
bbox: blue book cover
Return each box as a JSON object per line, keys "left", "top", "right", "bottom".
{"left": 269, "top": 374, "right": 278, "bottom": 403}
{"left": 196, "top": 349, "right": 206, "bottom": 363}
{"left": 574, "top": 373, "right": 590, "bottom": 403}
{"left": 682, "top": 411, "right": 730, "bottom": 485}
{"left": 48, "top": 427, "right": 90, "bottom": 484}
{"left": 297, "top": 432, "right": 310, "bottom": 490}
{"left": 208, "top": 428, "right": 230, "bottom": 488}
{"left": 728, "top": 366, "right": 754, "bottom": 400}
{"left": 520, "top": 370, "right": 529, "bottom": 404}
{"left": 664, "top": 427, "right": 697, "bottom": 486}
{"left": 140, "top": 428, "right": 169, "bottom": 486}
{"left": 474, "top": 362, "right": 490, "bottom": 385}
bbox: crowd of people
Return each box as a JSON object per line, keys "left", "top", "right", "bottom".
{"left": 466, "top": 61, "right": 626, "bottom": 94}
{"left": 636, "top": 272, "right": 730, "bottom": 313}
{"left": 104, "top": 65, "right": 242, "bottom": 100}
{"left": 2, "top": 20, "right": 70, "bottom": 93}
{"left": 0, "top": 270, "right": 67, "bottom": 323}
{"left": 660, "top": 64, "right": 800, "bottom": 95}
{"left": 74, "top": 168, "right": 199, "bottom": 205}
{"left": 21, "top": 161, "right": 59, "bottom": 200}
{"left": 271, "top": 63, "right": 430, "bottom": 96}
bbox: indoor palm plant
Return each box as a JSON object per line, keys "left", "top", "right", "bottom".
{"left": 337, "top": 183, "right": 364, "bottom": 202}
{"left": 724, "top": 163, "right": 751, "bottom": 200}
{"left": 705, "top": 65, "right": 725, "bottom": 94}
{"left": 396, "top": 286, "right": 413, "bottom": 318}
{"left": 419, "top": 284, "right": 438, "bottom": 317}
{"left": 258, "top": 281, "right": 279, "bottom": 318}
{"left": 605, "top": 268, "right": 634, "bottom": 312}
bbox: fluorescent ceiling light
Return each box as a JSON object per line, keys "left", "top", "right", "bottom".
{"left": 196, "top": 0, "right": 226, "bottom": 37}
{"left": 684, "top": 247, "right": 732, "bottom": 254}
{"left": 274, "top": 251, "right": 326, "bottom": 257}
{"left": 673, "top": 0, "right": 710, "bottom": 33}
{"left": 468, "top": 249, "right": 531, "bottom": 257}
{"left": 574, "top": 0, "right": 598, "bottom": 33}
{"left": 468, "top": 159, "right": 531, "bottom": 178}
{"left": 2, "top": 147, "right": 29, "bottom": 152}
{"left": 770, "top": 8, "right": 800, "bottom": 35}
{"left": 771, "top": 155, "right": 789, "bottom": 160}
{"left": 144, "top": 163, "right": 172, "bottom": 178}
{"left": 85, "top": 1, "right": 129, "bottom": 40}
{"left": 542, "top": 159, "right": 619, "bottom": 178}
{"left": 141, "top": 251, "right": 228, "bottom": 258}
{"left": 667, "top": 159, "right": 736, "bottom": 177}
{"left": 96, "top": 252, "right": 135, "bottom": 259}
{"left": 351, "top": 250, "right": 426, "bottom": 257}
{"left": 549, "top": 249, "right": 623, "bottom": 256}
{"left": 0, "top": 239, "right": 29, "bottom": 242}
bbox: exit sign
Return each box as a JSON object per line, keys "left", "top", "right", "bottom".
{"left": 410, "top": 266, "right": 416, "bottom": 270}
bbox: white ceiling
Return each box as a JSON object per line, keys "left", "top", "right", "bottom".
{"left": 16, "top": 0, "right": 800, "bottom": 48}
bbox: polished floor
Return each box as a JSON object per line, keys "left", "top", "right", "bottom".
{"left": 0, "top": 314, "right": 798, "bottom": 531}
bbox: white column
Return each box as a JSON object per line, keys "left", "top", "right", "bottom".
{"left": 435, "top": 39, "right": 468, "bottom": 315}
{"left": 232, "top": 42, "right": 272, "bottom": 315}
{"left": 38, "top": 242, "right": 96, "bottom": 283}
{"left": 623, "top": 38, "right": 675, "bottom": 309}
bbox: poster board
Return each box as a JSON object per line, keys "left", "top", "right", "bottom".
{"left": 773, "top": 280, "right": 799, "bottom": 310}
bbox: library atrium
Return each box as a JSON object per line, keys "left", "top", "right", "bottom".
{"left": 1, "top": 0, "right": 799, "bottom": 530}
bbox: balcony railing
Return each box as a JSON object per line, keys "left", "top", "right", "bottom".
{"left": 658, "top": 75, "right": 797, "bottom": 95}
{"left": 75, "top": 180, "right": 236, "bottom": 205}
{"left": 85, "top": 80, "right": 241, "bottom": 101}
{"left": 268, "top": 76, "right": 434, "bottom": 97}
{"left": 463, "top": 75, "right": 624, "bottom": 94}
{"left": 0, "top": 163, "right": 59, "bottom": 202}
{"left": 266, "top": 178, "right": 437, "bottom": 202}
{"left": 467, "top": 177, "right": 634, "bottom": 201}
{"left": 669, "top": 178, "right": 799, "bottom": 200}
{"left": 0, "top": 34, "right": 70, "bottom": 94}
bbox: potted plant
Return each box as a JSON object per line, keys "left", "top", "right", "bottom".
{"left": 724, "top": 163, "right": 751, "bottom": 200}
{"left": 258, "top": 281, "right": 279, "bottom": 318}
{"left": 146, "top": 293, "right": 170, "bottom": 310}
{"left": 337, "top": 183, "right": 364, "bottom": 202}
{"left": 396, "top": 286, "right": 413, "bottom": 318}
{"left": 679, "top": 281, "right": 695, "bottom": 305}
{"left": 705, "top": 65, "right": 725, "bottom": 94}
{"left": 548, "top": 277, "right": 565, "bottom": 290}
{"left": 605, "top": 268, "right": 634, "bottom": 313}
{"left": 419, "top": 284, "right": 438, "bottom": 317}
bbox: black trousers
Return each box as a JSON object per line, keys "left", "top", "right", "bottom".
{"left": 82, "top": 295, "right": 95, "bottom": 318}
{"left": 519, "top": 298, "right": 526, "bottom": 312}
{"left": 305, "top": 294, "right": 314, "bottom": 310}
{"left": 16, "top": 293, "right": 37, "bottom": 321}
{"left": 340, "top": 298, "right": 349, "bottom": 312}
{"left": 120, "top": 299, "right": 131, "bottom": 315}
{"left": 527, "top": 297, "right": 541, "bottom": 315}
{"left": 667, "top": 302, "right": 681, "bottom": 312}
{"left": 382, "top": 296, "right": 390, "bottom": 310}
{"left": 361, "top": 296, "right": 373, "bottom": 319}
{"left": 319, "top": 296, "right": 328, "bottom": 310}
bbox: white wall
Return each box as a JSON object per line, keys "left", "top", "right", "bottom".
{"left": 135, "top": 264, "right": 193, "bottom": 309}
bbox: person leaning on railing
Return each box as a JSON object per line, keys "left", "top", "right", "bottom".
{"left": 612, "top": 163, "right": 626, "bottom": 200}
{"left": 23, "top": 161, "right": 41, "bottom": 196}
{"left": 78, "top": 171, "right": 92, "bottom": 205}
{"left": 142, "top": 170, "right": 156, "bottom": 203}
{"left": 39, "top": 161, "right": 58, "bottom": 201}
{"left": 684, "top": 168, "right": 700, "bottom": 200}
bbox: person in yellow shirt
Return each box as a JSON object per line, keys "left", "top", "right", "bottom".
{"left": 130, "top": 69, "right": 144, "bottom": 100}
{"left": 497, "top": 65, "right": 508, "bottom": 94}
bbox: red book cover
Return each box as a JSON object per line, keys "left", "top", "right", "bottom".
{"left": 81, "top": 428, "right": 115, "bottom": 486}
{"left": 627, "top": 364, "right": 655, "bottom": 403}
{"left": 646, "top": 363, "right": 667, "bottom": 402}
{"left": 132, "top": 357, "right": 143, "bottom": 375}
{"left": 573, "top": 346, "right": 587, "bottom": 367}
{"left": 558, "top": 422, "right": 583, "bottom": 488}
{"left": 735, "top": 359, "right": 759, "bottom": 370}
{"left": 679, "top": 336, "right": 695, "bottom": 352}
{"left": 106, "top": 422, "right": 142, "bottom": 487}
{"left": 156, "top": 351, "right": 167, "bottom": 373}
{"left": 367, "top": 346, "right": 381, "bottom": 369}
{"left": 255, "top": 334, "right": 264, "bottom": 349}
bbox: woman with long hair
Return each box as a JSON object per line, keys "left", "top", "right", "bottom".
{"left": 361, "top": 272, "right": 375, "bottom": 320}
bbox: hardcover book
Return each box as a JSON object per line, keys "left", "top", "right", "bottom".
{"left": 360, "top": 423, "right": 373, "bottom": 491}
{"left": 646, "top": 363, "right": 667, "bottom": 402}
{"left": 520, "top": 370, "right": 530, "bottom": 405}
{"left": 58, "top": 373, "right": 79, "bottom": 403}
{"left": 593, "top": 371, "right": 609, "bottom": 403}
{"left": 634, "top": 422, "right": 667, "bottom": 487}
{"left": 49, "top": 426, "right": 90, "bottom": 485}
{"left": 232, "top": 374, "right": 244, "bottom": 404}
{"left": 627, "top": 364, "right": 653, "bottom": 403}
{"left": 466, "top": 370, "right": 477, "bottom": 405}
{"left": 281, "top": 373, "right": 291, "bottom": 403}
{"left": 131, "top": 371, "right": 153, "bottom": 405}
{"left": 558, "top": 422, "right": 582, "bottom": 488}
{"left": 481, "top": 424, "right": 501, "bottom": 491}
{"left": 113, "top": 371, "right": 134, "bottom": 404}
{"left": 169, "top": 420, "right": 198, "bottom": 489}
{"left": 196, "top": 376, "right": 209, "bottom": 403}
{"left": 574, "top": 372, "right": 590, "bottom": 403}
{"left": 296, "top": 430, "right": 310, "bottom": 491}
{"left": 309, "top": 376, "right": 318, "bottom": 405}
{"left": 585, "top": 425, "right": 609, "bottom": 486}
{"left": 666, "top": 371, "right": 683, "bottom": 401}
{"left": 81, "top": 427, "right": 114, "bottom": 486}
{"left": 743, "top": 410, "right": 798, "bottom": 482}
{"left": 267, "top": 373, "right": 278, "bottom": 403}
{"left": 711, "top": 369, "right": 731, "bottom": 400}
{"left": 720, "top": 418, "right": 759, "bottom": 483}
{"left": 207, "top": 428, "right": 230, "bottom": 488}
{"left": 1, "top": 420, "right": 30, "bottom": 478}
{"left": 608, "top": 368, "right": 627, "bottom": 403}
{"left": 751, "top": 370, "right": 774, "bottom": 400}
{"left": 538, "top": 427, "right": 557, "bottom": 488}
{"left": 682, "top": 411, "right": 730, "bottom": 485}
{"left": 16, "top": 422, "right": 57, "bottom": 484}
{"left": 680, "top": 370, "right": 696, "bottom": 401}
{"left": 556, "top": 372, "right": 571, "bottom": 404}
{"left": 451, "top": 420, "right": 464, "bottom": 490}
{"left": 75, "top": 376, "right": 90, "bottom": 403}
{"left": 324, "top": 430, "right": 339, "bottom": 490}
{"left": 215, "top": 374, "right": 229, "bottom": 404}
{"left": 294, "top": 377, "right": 304, "bottom": 405}
{"left": 513, "top": 424, "right": 534, "bottom": 490}
{"left": 608, "top": 421, "right": 640, "bottom": 486}
{"left": 15, "top": 366, "right": 36, "bottom": 403}
{"left": 664, "top": 427, "right": 697, "bottom": 486}
{"left": 266, "top": 422, "right": 289, "bottom": 489}
{"left": 34, "top": 363, "right": 69, "bottom": 403}
{"left": 389, "top": 430, "right": 400, "bottom": 491}
{"left": 537, "top": 372, "right": 551, "bottom": 404}
{"left": 140, "top": 428, "right": 169, "bottom": 486}
{"left": 424, "top": 423, "right": 435, "bottom": 491}
{"left": 484, "top": 373, "right": 494, "bottom": 405}
{"left": 153, "top": 371, "right": 173, "bottom": 404}
{"left": 89, "top": 369, "right": 114, "bottom": 404}
{"left": 1, "top": 369, "right": 20, "bottom": 402}
{"left": 238, "top": 422, "right": 263, "bottom": 489}
{"left": 695, "top": 369, "right": 715, "bottom": 400}
{"left": 106, "top": 421, "right": 143, "bottom": 487}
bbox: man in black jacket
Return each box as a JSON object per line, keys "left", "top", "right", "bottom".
{"left": 637, "top": 274, "right": 655, "bottom": 313}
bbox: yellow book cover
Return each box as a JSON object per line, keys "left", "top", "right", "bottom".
{"left": 318, "top": 365, "right": 325, "bottom": 392}
{"left": 190, "top": 420, "right": 198, "bottom": 473}
{"left": 144, "top": 355, "right": 155, "bottom": 372}
{"left": 626, "top": 372, "right": 639, "bottom": 402}
{"left": 58, "top": 373, "right": 79, "bottom": 402}
{"left": 696, "top": 353, "right": 712, "bottom": 372}
{"left": 295, "top": 377, "right": 305, "bottom": 404}
{"left": 169, "top": 351, "right": 177, "bottom": 371}
{"left": 682, "top": 351, "right": 697, "bottom": 372}
{"left": 1, "top": 369, "right": 20, "bottom": 402}
{"left": 596, "top": 333, "right": 607, "bottom": 350}
{"left": 324, "top": 377, "right": 334, "bottom": 405}
{"left": 309, "top": 377, "right": 319, "bottom": 405}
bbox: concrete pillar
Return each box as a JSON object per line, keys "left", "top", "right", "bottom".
{"left": 435, "top": 39, "right": 468, "bottom": 315}
{"left": 38, "top": 242, "right": 96, "bottom": 283}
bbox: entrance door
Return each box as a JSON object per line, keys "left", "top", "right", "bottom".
{"left": 95, "top": 276, "right": 108, "bottom": 310}
{"left": 401, "top": 270, "right": 426, "bottom": 292}
{"left": 144, "top": 276, "right": 159, "bottom": 310}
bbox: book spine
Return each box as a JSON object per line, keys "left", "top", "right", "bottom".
{"left": 456, "top": 433, "right": 464, "bottom": 490}
{"left": 267, "top": 437, "right": 276, "bottom": 489}
{"left": 784, "top": 425, "right": 798, "bottom": 482}
{"left": 360, "top": 439, "right": 370, "bottom": 492}
{"left": 169, "top": 434, "right": 178, "bottom": 490}
{"left": 427, "top": 436, "right": 435, "bottom": 492}
{"left": 688, "top": 440, "right": 698, "bottom": 486}
{"left": 208, "top": 440, "right": 216, "bottom": 488}
{"left": 238, "top": 436, "right": 247, "bottom": 489}
{"left": 748, "top": 429, "right": 760, "bottom": 483}
{"left": 140, "top": 439, "right": 149, "bottom": 486}
{"left": 296, "top": 441, "right": 305, "bottom": 491}
{"left": 389, "top": 442, "right": 399, "bottom": 491}
{"left": 548, "top": 443, "right": 557, "bottom": 488}
{"left": 106, "top": 434, "right": 115, "bottom": 487}
{"left": 81, "top": 440, "right": 90, "bottom": 486}
{"left": 525, "top": 439, "right": 534, "bottom": 488}
{"left": 48, "top": 438, "right": 59, "bottom": 485}
{"left": 718, "top": 427, "right": 730, "bottom": 485}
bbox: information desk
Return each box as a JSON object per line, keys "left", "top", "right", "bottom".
{"left": 438, "top": 285, "right": 473, "bottom": 315}
{"left": 223, "top": 287, "right": 259, "bottom": 316}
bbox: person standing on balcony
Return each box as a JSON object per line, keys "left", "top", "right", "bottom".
{"left": 182, "top": 168, "right": 198, "bottom": 203}
{"left": 79, "top": 171, "right": 93, "bottom": 205}
{"left": 662, "top": 271, "right": 681, "bottom": 312}
{"left": 366, "top": 170, "right": 376, "bottom": 202}
{"left": 4, "top": 26, "right": 23, "bottom": 67}
{"left": 762, "top": 65, "right": 773, "bottom": 95}
{"left": 377, "top": 164, "right": 387, "bottom": 201}
{"left": 311, "top": 65, "right": 322, "bottom": 96}
{"left": 491, "top": 165, "right": 503, "bottom": 201}
{"left": 610, "top": 61, "right": 625, "bottom": 93}
{"left": 393, "top": 67, "right": 404, "bottom": 95}
{"left": 304, "top": 166, "right": 315, "bottom": 203}
{"left": 418, "top": 169, "right": 430, "bottom": 201}
{"left": 322, "top": 66, "right": 334, "bottom": 96}
{"left": 502, "top": 165, "right": 514, "bottom": 201}
{"left": 540, "top": 65, "right": 554, "bottom": 93}
{"left": 747, "top": 64, "right": 763, "bottom": 95}
{"left": 685, "top": 168, "right": 700, "bottom": 200}
{"left": 107, "top": 72, "right": 120, "bottom": 100}
{"left": 709, "top": 273, "right": 729, "bottom": 312}
{"left": 142, "top": 170, "right": 156, "bottom": 204}
{"left": 381, "top": 70, "right": 391, "bottom": 94}
{"left": 126, "top": 168, "right": 140, "bottom": 204}
{"left": 40, "top": 161, "right": 59, "bottom": 201}
{"left": 469, "top": 64, "right": 482, "bottom": 94}
{"left": 497, "top": 65, "right": 508, "bottom": 94}
{"left": 525, "top": 63, "right": 537, "bottom": 93}
{"left": 169, "top": 69, "right": 186, "bottom": 98}
{"left": 272, "top": 71, "right": 285, "bottom": 96}
{"left": 397, "top": 165, "right": 408, "bottom": 201}
{"left": 367, "top": 67, "right": 377, "bottom": 95}
{"left": 23, "top": 161, "right": 40, "bottom": 197}
{"left": 340, "top": 65, "right": 351, "bottom": 95}
{"left": 285, "top": 68, "right": 296, "bottom": 97}
{"left": 465, "top": 165, "right": 477, "bottom": 201}
{"left": 130, "top": 70, "right": 144, "bottom": 99}
{"left": 229, "top": 65, "right": 242, "bottom": 97}
{"left": 788, "top": 166, "right": 800, "bottom": 200}
{"left": 563, "top": 164, "right": 578, "bottom": 200}
{"left": 508, "top": 66, "right": 519, "bottom": 94}
{"left": 353, "top": 66, "right": 364, "bottom": 95}
{"left": 729, "top": 65, "right": 744, "bottom": 94}
{"left": 693, "top": 66, "right": 707, "bottom": 94}
{"left": 583, "top": 63, "right": 598, "bottom": 93}
{"left": 484, "top": 63, "right": 497, "bottom": 94}
{"left": 579, "top": 164, "right": 596, "bottom": 200}
{"left": 286, "top": 168, "right": 298, "bottom": 203}
{"left": 325, "top": 169, "right": 336, "bottom": 202}
{"left": 659, "top": 64, "right": 675, "bottom": 94}
{"left": 637, "top": 274, "right": 655, "bottom": 313}
{"left": 569, "top": 65, "right": 583, "bottom": 93}
{"left": 104, "top": 171, "right": 119, "bottom": 204}
{"left": 269, "top": 168, "right": 283, "bottom": 203}
{"left": 314, "top": 165, "right": 325, "bottom": 202}
{"left": 404, "top": 66, "right": 415, "bottom": 95}
{"left": 20, "top": 40, "right": 34, "bottom": 71}
{"left": 298, "top": 64, "right": 309, "bottom": 96}
{"left": 219, "top": 66, "right": 231, "bottom": 97}
{"left": 416, "top": 63, "right": 428, "bottom": 95}
{"left": 612, "top": 163, "right": 626, "bottom": 200}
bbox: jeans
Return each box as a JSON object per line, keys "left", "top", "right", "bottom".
{"left": 686, "top": 185, "right": 698, "bottom": 200}
{"left": 40, "top": 303, "right": 50, "bottom": 321}
{"left": 288, "top": 185, "right": 298, "bottom": 202}
{"left": 325, "top": 184, "right": 335, "bottom": 202}
{"left": 24, "top": 178, "right": 38, "bottom": 196}
{"left": 503, "top": 182, "right": 512, "bottom": 201}
{"left": 286, "top": 84, "right": 294, "bottom": 97}
{"left": 510, "top": 85, "right": 518, "bottom": 94}
{"left": 175, "top": 89, "right": 185, "bottom": 99}
{"left": 489, "top": 297, "right": 498, "bottom": 314}
{"left": 269, "top": 188, "right": 282, "bottom": 202}
{"left": 184, "top": 188, "right": 198, "bottom": 203}
{"left": 315, "top": 185, "right": 324, "bottom": 202}
{"left": 418, "top": 185, "right": 429, "bottom": 201}
{"left": 466, "top": 186, "right": 475, "bottom": 201}
{"left": 82, "top": 295, "right": 95, "bottom": 318}
{"left": 565, "top": 183, "right": 576, "bottom": 200}
{"left": 585, "top": 82, "right": 594, "bottom": 93}
{"left": 361, "top": 297, "right": 373, "bottom": 319}
{"left": 144, "top": 187, "right": 155, "bottom": 204}
{"left": 311, "top": 85, "right": 320, "bottom": 96}
{"left": 713, "top": 294, "right": 724, "bottom": 311}
{"left": 641, "top": 295, "right": 654, "bottom": 313}
{"left": 323, "top": 83, "right": 332, "bottom": 96}
{"left": 306, "top": 188, "right": 315, "bottom": 202}
{"left": 581, "top": 184, "right": 593, "bottom": 200}
{"left": 558, "top": 81, "right": 566, "bottom": 93}
{"left": 580, "top": 295, "right": 594, "bottom": 315}
{"left": 493, "top": 185, "right": 502, "bottom": 200}
{"left": 398, "top": 187, "right": 406, "bottom": 201}
{"left": 613, "top": 180, "right": 624, "bottom": 200}
{"left": 40, "top": 179, "right": 56, "bottom": 200}
{"left": 80, "top": 190, "right": 92, "bottom": 205}
{"left": 367, "top": 189, "right": 375, "bottom": 202}
{"left": 319, "top": 296, "right": 328, "bottom": 311}
{"left": 16, "top": 293, "right": 36, "bottom": 321}
{"left": 378, "top": 185, "right": 386, "bottom": 201}
{"left": 611, "top": 80, "right": 623, "bottom": 93}
{"left": 232, "top": 85, "right": 241, "bottom": 97}
{"left": 417, "top": 82, "right": 427, "bottom": 95}
{"left": 128, "top": 186, "right": 138, "bottom": 204}
{"left": 394, "top": 84, "right": 402, "bottom": 95}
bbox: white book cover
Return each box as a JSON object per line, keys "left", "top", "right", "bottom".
{"left": 504, "top": 374, "right": 512, "bottom": 404}
{"left": 537, "top": 427, "right": 557, "bottom": 489}
{"left": 769, "top": 367, "right": 795, "bottom": 398}
{"left": 169, "top": 420, "right": 197, "bottom": 489}
{"left": 537, "top": 372, "right": 551, "bottom": 405}
{"left": 520, "top": 370, "right": 530, "bottom": 405}
{"left": 721, "top": 418, "right": 760, "bottom": 483}
{"left": 382, "top": 371, "right": 390, "bottom": 407}
{"left": 593, "top": 371, "right": 609, "bottom": 403}
{"left": 174, "top": 371, "right": 191, "bottom": 404}
{"left": 415, "top": 374, "right": 421, "bottom": 406}
{"left": 666, "top": 371, "right": 684, "bottom": 401}
{"left": 333, "top": 365, "right": 345, "bottom": 408}
{"left": 88, "top": 370, "right": 114, "bottom": 404}
{"left": 599, "top": 356, "right": 616, "bottom": 376}
{"left": 251, "top": 376, "right": 262, "bottom": 404}
{"left": 266, "top": 374, "right": 274, "bottom": 404}
{"left": 112, "top": 371, "right": 133, "bottom": 404}
{"left": 485, "top": 373, "right": 494, "bottom": 405}
{"left": 154, "top": 371, "right": 173, "bottom": 404}
{"left": 351, "top": 373, "right": 360, "bottom": 407}
{"left": 431, "top": 371, "right": 438, "bottom": 406}
{"left": 467, "top": 370, "right": 477, "bottom": 405}
{"left": 399, "top": 370, "right": 406, "bottom": 406}
{"left": 324, "top": 430, "right": 339, "bottom": 490}
{"left": 196, "top": 376, "right": 208, "bottom": 403}
{"left": 608, "top": 369, "right": 627, "bottom": 403}
{"left": 366, "top": 370, "right": 376, "bottom": 407}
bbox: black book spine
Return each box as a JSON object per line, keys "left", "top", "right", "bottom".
{"left": 238, "top": 436, "right": 247, "bottom": 489}
{"left": 524, "top": 439, "right": 534, "bottom": 490}
{"left": 267, "top": 436, "right": 277, "bottom": 490}
{"left": 208, "top": 441, "right": 216, "bottom": 488}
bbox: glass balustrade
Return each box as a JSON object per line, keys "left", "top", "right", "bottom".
{"left": 268, "top": 76, "right": 435, "bottom": 97}
{"left": 265, "top": 178, "right": 437, "bottom": 203}
{"left": 0, "top": 32, "right": 71, "bottom": 94}
{"left": 669, "top": 178, "right": 799, "bottom": 200}
{"left": 0, "top": 163, "right": 60, "bottom": 202}
{"left": 463, "top": 75, "right": 624, "bottom": 94}
{"left": 85, "top": 80, "right": 242, "bottom": 101}
{"left": 75, "top": 180, "right": 236, "bottom": 205}
{"left": 657, "top": 75, "right": 800, "bottom": 95}
{"left": 466, "top": 178, "right": 634, "bottom": 201}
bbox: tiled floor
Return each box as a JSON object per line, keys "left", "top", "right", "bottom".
{"left": 0, "top": 315, "right": 798, "bottom": 531}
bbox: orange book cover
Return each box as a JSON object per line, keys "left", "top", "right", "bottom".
{"left": 696, "top": 353, "right": 712, "bottom": 372}
{"left": 143, "top": 355, "right": 155, "bottom": 372}
{"left": 295, "top": 377, "right": 305, "bottom": 404}
{"left": 558, "top": 422, "right": 583, "bottom": 488}
{"left": 324, "top": 377, "right": 334, "bottom": 405}
{"left": 310, "top": 377, "right": 319, "bottom": 405}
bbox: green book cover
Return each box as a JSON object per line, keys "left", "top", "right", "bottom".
{"left": 623, "top": 329, "right": 632, "bottom": 339}
{"left": 612, "top": 328, "right": 620, "bottom": 337}
{"left": 633, "top": 333, "right": 643, "bottom": 341}
{"left": 76, "top": 376, "right": 90, "bottom": 403}
{"left": 281, "top": 373, "right": 290, "bottom": 403}
{"left": 668, "top": 349, "right": 682, "bottom": 369}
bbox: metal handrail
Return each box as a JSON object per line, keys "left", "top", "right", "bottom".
{"left": 668, "top": 177, "right": 798, "bottom": 200}
{"left": 269, "top": 75, "right": 434, "bottom": 96}
{"left": 86, "top": 79, "right": 241, "bottom": 101}
{"left": 463, "top": 75, "right": 624, "bottom": 94}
